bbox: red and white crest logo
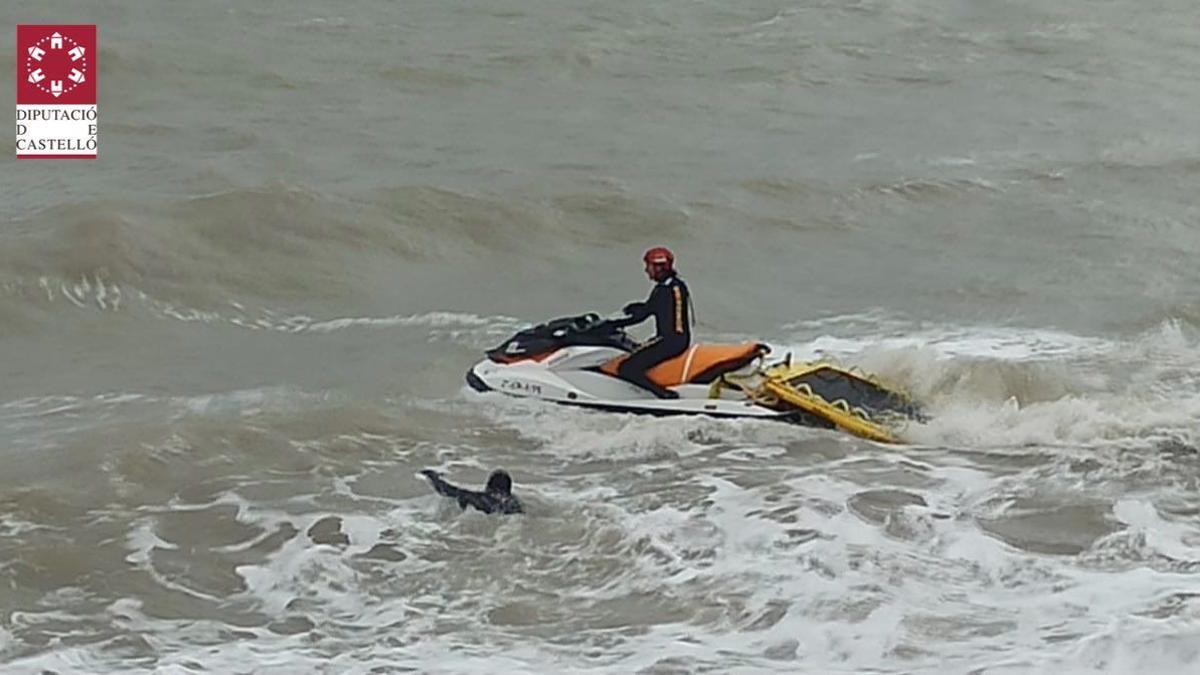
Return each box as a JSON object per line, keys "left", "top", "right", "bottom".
{"left": 21, "top": 29, "right": 92, "bottom": 102}
{"left": 15, "top": 25, "right": 98, "bottom": 158}
{"left": 17, "top": 25, "right": 96, "bottom": 105}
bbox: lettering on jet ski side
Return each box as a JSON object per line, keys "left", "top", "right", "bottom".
{"left": 500, "top": 379, "right": 542, "bottom": 395}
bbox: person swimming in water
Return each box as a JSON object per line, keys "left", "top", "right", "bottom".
{"left": 419, "top": 469, "right": 523, "bottom": 515}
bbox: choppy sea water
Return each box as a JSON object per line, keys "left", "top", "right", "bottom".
{"left": 3, "top": 0, "right": 1200, "bottom": 672}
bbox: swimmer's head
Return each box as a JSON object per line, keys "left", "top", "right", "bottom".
{"left": 485, "top": 470, "right": 513, "bottom": 495}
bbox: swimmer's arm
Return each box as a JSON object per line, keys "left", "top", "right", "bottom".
{"left": 420, "top": 469, "right": 469, "bottom": 500}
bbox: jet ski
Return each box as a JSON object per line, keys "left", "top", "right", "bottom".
{"left": 466, "top": 313, "right": 924, "bottom": 443}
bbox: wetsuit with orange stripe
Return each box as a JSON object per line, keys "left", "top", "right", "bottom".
{"left": 614, "top": 273, "right": 692, "bottom": 398}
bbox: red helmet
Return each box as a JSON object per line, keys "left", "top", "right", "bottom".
{"left": 642, "top": 246, "right": 675, "bottom": 268}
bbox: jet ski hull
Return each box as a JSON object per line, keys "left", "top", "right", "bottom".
{"left": 467, "top": 356, "right": 791, "bottom": 421}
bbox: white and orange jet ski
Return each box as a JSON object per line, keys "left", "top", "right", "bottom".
{"left": 466, "top": 313, "right": 924, "bottom": 443}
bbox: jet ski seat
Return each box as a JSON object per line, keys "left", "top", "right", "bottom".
{"left": 600, "top": 343, "right": 767, "bottom": 387}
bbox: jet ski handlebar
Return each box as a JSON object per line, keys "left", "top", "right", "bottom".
{"left": 486, "top": 312, "right": 642, "bottom": 362}
{"left": 601, "top": 311, "right": 640, "bottom": 330}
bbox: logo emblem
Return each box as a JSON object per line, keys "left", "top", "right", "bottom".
{"left": 23, "top": 31, "right": 89, "bottom": 99}
{"left": 16, "top": 25, "right": 98, "bottom": 158}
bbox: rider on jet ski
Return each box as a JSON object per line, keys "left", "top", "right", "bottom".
{"left": 611, "top": 247, "right": 692, "bottom": 399}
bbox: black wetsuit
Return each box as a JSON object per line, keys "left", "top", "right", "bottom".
{"left": 614, "top": 273, "right": 692, "bottom": 398}
{"left": 420, "top": 470, "right": 523, "bottom": 515}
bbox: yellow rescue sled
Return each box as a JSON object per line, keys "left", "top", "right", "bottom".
{"left": 714, "top": 360, "right": 923, "bottom": 444}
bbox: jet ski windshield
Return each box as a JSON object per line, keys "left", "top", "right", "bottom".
{"left": 487, "top": 313, "right": 638, "bottom": 362}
